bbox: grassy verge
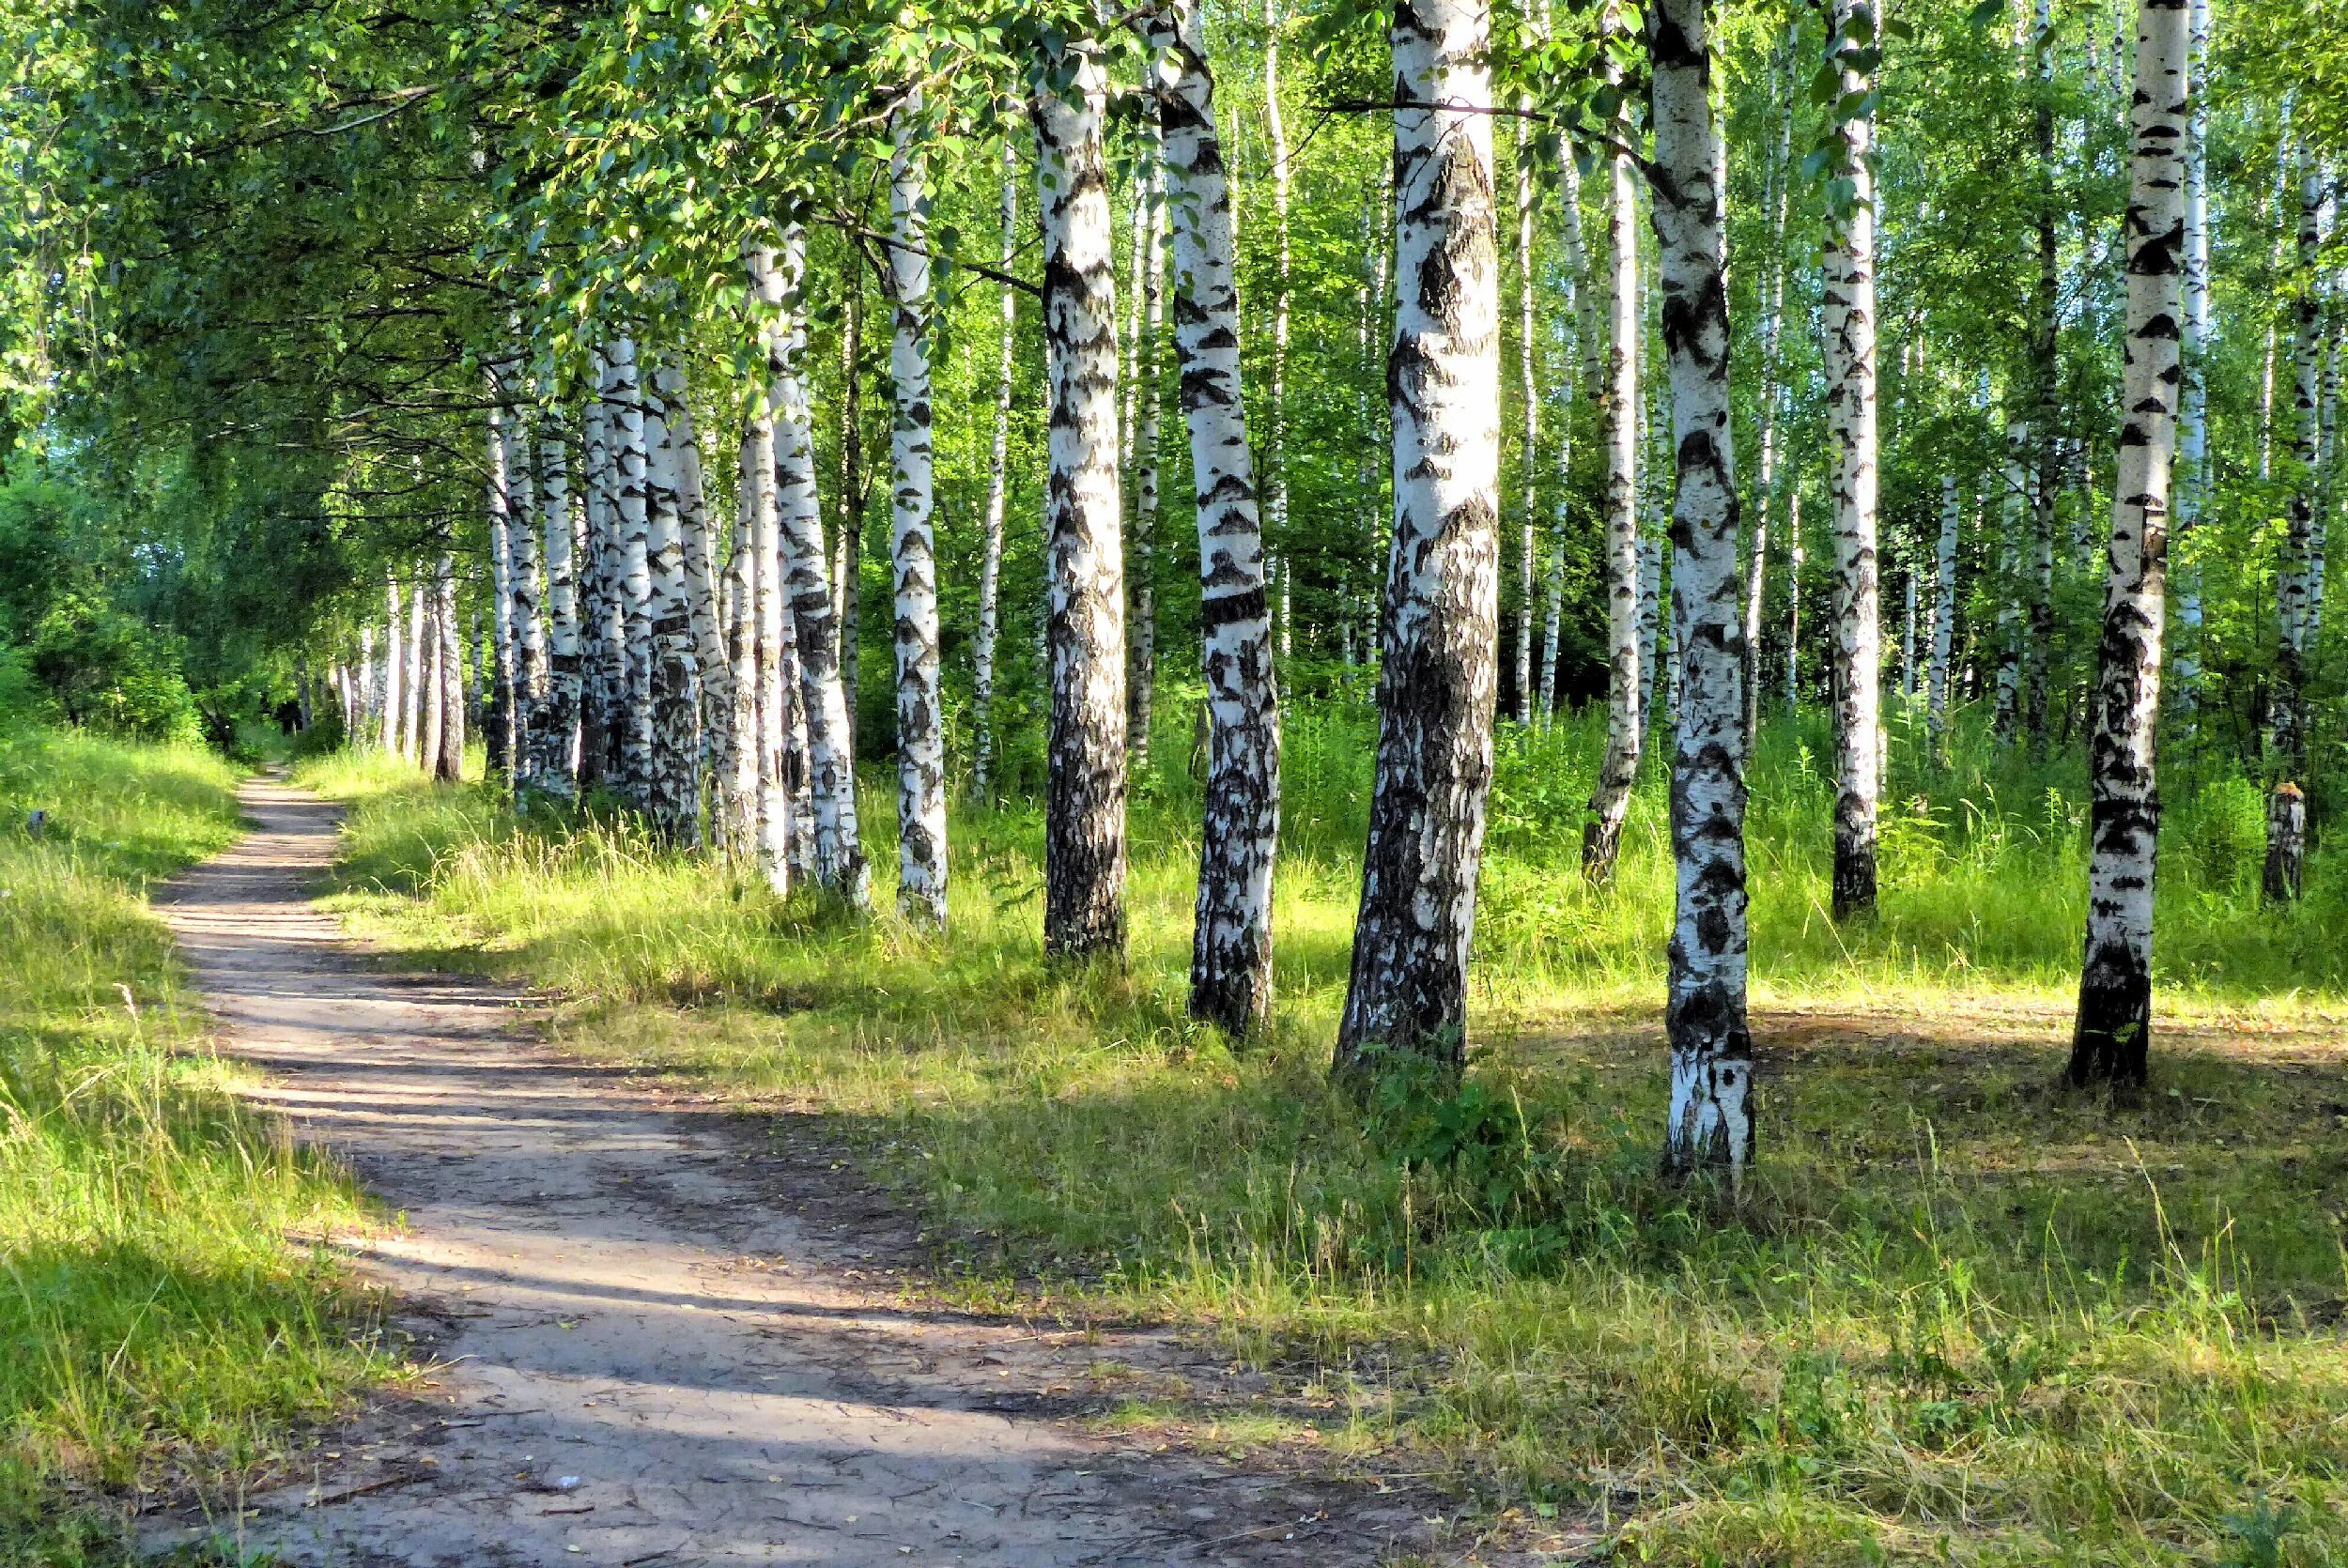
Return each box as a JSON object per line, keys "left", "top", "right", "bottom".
{"left": 0, "top": 729, "right": 390, "bottom": 1566}
{"left": 299, "top": 705, "right": 2348, "bottom": 1565}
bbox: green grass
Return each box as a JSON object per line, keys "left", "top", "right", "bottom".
{"left": 300, "top": 694, "right": 2348, "bottom": 1565}
{"left": 0, "top": 728, "right": 390, "bottom": 1567}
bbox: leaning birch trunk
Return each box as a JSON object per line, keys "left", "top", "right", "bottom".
{"left": 2170, "top": 0, "right": 2210, "bottom": 724}
{"left": 1334, "top": 0, "right": 1499, "bottom": 1084}
{"left": 1928, "top": 473, "right": 1961, "bottom": 746}
{"left": 538, "top": 407, "right": 579, "bottom": 797}
{"left": 608, "top": 338, "right": 656, "bottom": 807}
{"left": 750, "top": 229, "right": 869, "bottom": 907}
{"left": 403, "top": 579, "right": 427, "bottom": 764}
{"left": 2278, "top": 147, "right": 2323, "bottom": 777}
{"left": 1142, "top": 0, "right": 1281, "bottom": 1036}
{"left": 1033, "top": 53, "right": 1131, "bottom": 963}
{"left": 972, "top": 145, "right": 1019, "bottom": 798}
{"left": 641, "top": 357, "right": 703, "bottom": 845}
{"left": 1583, "top": 66, "right": 1645, "bottom": 884}
{"left": 888, "top": 93, "right": 949, "bottom": 929}
{"left": 1650, "top": 0, "right": 1753, "bottom": 1184}
{"left": 380, "top": 576, "right": 403, "bottom": 754}
{"left": 436, "top": 555, "right": 466, "bottom": 781}
{"left": 2069, "top": 0, "right": 2185, "bottom": 1088}
{"left": 1823, "top": 0, "right": 1881, "bottom": 921}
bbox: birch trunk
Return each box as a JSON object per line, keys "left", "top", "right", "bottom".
{"left": 1583, "top": 78, "right": 1644, "bottom": 883}
{"left": 2170, "top": 0, "right": 2209, "bottom": 722}
{"left": 2026, "top": 0, "right": 2059, "bottom": 748}
{"left": 579, "top": 363, "right": 624, "bottom": 786}
{"left": 537, "top": 407, "right": 579, "bottom": 797}
{"left": 420, "top": 580, "right": 444, "bottom": 775}
{"left": 2069, "top": 0, "right": 2185, "bottom": 1087}
{"left": 380, "top": 575, "right": 403, "bottom": 754}
{"left": 486, "top": 401, "right": 516, "bottom": 774}
{"left": 509, "top": 412, "right": 547, "bottom": 791}
{"left": 676, "top": 382, "right": 729, "bottom": 834}
{"left": 1995, "top": 421, "right": 2028, "bottom": 741}
{"left": 1143, "top": 0, "right": 1282, "bottom": 1036}
{"left": 1823, "top": 0, "right": 1881, "bottom": 921}
{"left": 888, "top": 95, "right": 949, "bottom": 928}
{"left": 1929, "top": 473, "right": 1961, "bottom": 745}
{"left": 435, "top": 554, "right": 466, "bottom": 781}
{"left": 360, "top": 624, "right": 378, "bottom": 740}
{"left": 973, "top": 146, "right": 1018, "bottom": 798}
{"left": 1033, "top": 53, "right": 1131, "bottom": 963}
{"left": 1650, "top": 0, "right": 1753, "bottom": 1184}
{"left": 1513, "top": 117, "right": 1539, "bottom": 725}
{"left": 750, "top": 230, "right": 869, "bottom": 907}
{"left": 642, "top": 357, "right": 703, "bottom": 845}
{"left": 1130, "top": 156, "right": 1166, "bottom": 775}
{"left": 406, "top": 581, "right": 430, "bottom": 763}
{"left": 1784, "top": 493, "right": 1803, "bottom": 710}
{"left": 1334, "top": 0, "right": 1500, "bottom": 1082}
{"left": 722, "top": 454, "right": 761, "bottom": 860}
{"left": 610, "top": 337, "right": 656, "bottom": 808}
{"left": 2278, "top": 147, "right": 2322, "bottom": 777}
{"left": 1263, "top": 0, "right": 1291, "bottom": 639}
{"left": 837, "top": 276, "right": 864, "bottom": 753}
{"left": 735, "top": 267, "right": 790, "bottom": 890}
{"left": 1744, "top": 55, "right": 1793, "bottom": 754}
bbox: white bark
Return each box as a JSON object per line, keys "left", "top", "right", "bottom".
{"left": 1142, "top": 0, "right": 1281, "bottom": 1036}
{"left": 1263, "top": 0, "right": 1291, "bottom": 638}
{"left": 1995, "top": 420, "right": 2028, "bottom": 741}
{"left": 608, "top": 338, "right": 655, "bottom": 809}
{"left": 404, "top": 579, "right": 427, "bottom": 766}
{"left": 485, "top": 403, "right": 517, "bottom": 773}
{"left": 537, "top": 407, "right": 579, "bottom": 797}
{"left": 435, "top": 554, "right": 465, "bottom": 782}
{"left": 420, "top": 579, "right": 444, "bottom": 776}
{"left": 2171, "top": 0, "right": 2210, "bottom": 721}
{"left": 676, "top": 377, "right": 729, "bottom": 833}
{"left": 722, "top": 447, "right": 761, "bottom": 861}
{"left": 2279, "top": 146, "right": 2323, "bottom": 776}
{"left": 1823, "top": 0, "right": 1881, "bottom": 921}
{"left": 1033, "top": 52, "right": 1130, "bottom": 962}
{"left": 641, "top": 356, "right": 703, "bottom": 844}
{"left": 749, "top": 230, "right": 868, "bottom": 907}
{"left": 508, "top": 407, "right": 547, "bottom": 791}
{"left": 2070, "top": 0, "right": 2185, "bottom": 1087}
{"left": 973, "top": 145, "right": 1018, "bottom": 798}
{"left": 1583, "top": 85, "right": 1644, "bottom": 881}
{"left": 1650, "top": 0, "right": 1753, "bottom": 1184}
{"left": 1929, "top": 473, "right": 1961, "bottom": 744}
{"left": 1744, "top": 54, "right": 1793, "bottom": 753}
{"left": 380, "top": 575, "right": 403, "bottom": 754}
{"left": 1335, "top": 0, "right": 1500, "bottom": 1080}
{"left": 888, "top": 94, "right": 949, "bottom": 929}
{"left": 1130, "top": 155, "right": 1164, "bottom": 776}
{"left": 1513, "top": 116, "right": 1539, "bottom": 724}
{"left": 735, "top": 268, "right": 790, "bottom": 893}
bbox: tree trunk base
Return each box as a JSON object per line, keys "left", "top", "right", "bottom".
{"left": 2067, "top": 967, "right": 2151, "bottom": 1087}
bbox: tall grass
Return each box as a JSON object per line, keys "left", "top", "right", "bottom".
{"left": 0, "top": 729, "right": 387, "bottom": 1566}
{"left": 302, "top": 700, "right": 2348, "bottom": 1563}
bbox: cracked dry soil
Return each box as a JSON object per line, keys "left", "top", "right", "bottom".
{"left": 141, "top": 779, "right": 1488, "bottom": 1567}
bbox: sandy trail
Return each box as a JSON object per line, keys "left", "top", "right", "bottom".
{"left": 145, "top": 779, "right": 1445, "bottom": 1567}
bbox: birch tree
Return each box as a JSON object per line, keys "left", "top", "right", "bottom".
{"left": 1823, "top": 0, "right": 1882, "bottom": 921}
{"left": 641, "top": 356, "right": 703, "bottom": 844}
{"left": 888, "top": 91, "right": 948, "bottom": 928}
{"left": 379, "top": 574, "right": 403, "bottom": 754}
{"left": 2278, "top": 144, "right": 2324, "bottom": 777}
{"left": 2170, "top": 0, "right": 2210, "bottom": 721}
{"left": 750, "top": 229, "right": 868, "bottom": 907}
{"left": 537, "top": 406, "right": 579, "bottom": 797}
{"left": 434, "top": 554, "right": 465, "bottom": 782}
{"left": 1929, "top": 473, "right": 1961, "bottom": 746}
{"left": 1141, "top": 0, "right": 1280, "bottom": 1036}
{"left": 1129, "top": 157, "right": 1165, "bottom": 774}
{"left": 1650, "top": 0, "right": 1753, "bottom": 1183}
{"left": 1033, "top": 48, "right": 1130, "bottom": 963}
{"left": 1744, "top": 52, "right": 1793, "bottom": 755}
{"left": 1334, "top": 0, "right": 1499, "bottom": 1082}
{"left": 509, "top": 410, "right": 548, "bottom": 791}
{"left": 1513, "top": 115, "right": 1540, "bottom": 726}
{"left": 2069, "top": 0, "right": 2185, "bottom": 1088}
{"left": 972, "top": 146, "right": 1018, "bottom": 798}
{"left": 485, "top": 400, "right": 516, "bottom": 774}
{"left": 609, "top": 336, "right": 656, "bottom": 807}
{"left": 1583, "top": 24, "right": 1645, "bottom": 884}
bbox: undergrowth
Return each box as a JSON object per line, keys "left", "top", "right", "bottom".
{"left": 300, "top": 699, "right": 2348, "bottom": 1565}
{"left": 0, "top": 728, "right": 386, "bottom": 1566}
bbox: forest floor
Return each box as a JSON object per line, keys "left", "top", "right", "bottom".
{"left": 140, "top": 777, "right": 1533, "bottom": 1567}
{"left": 279, "top": 721, "right": 2348, "bottom": 1567}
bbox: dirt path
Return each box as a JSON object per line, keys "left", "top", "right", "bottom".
{"left": 146, "top": 780, "right": 1456, "bottom": 1567}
